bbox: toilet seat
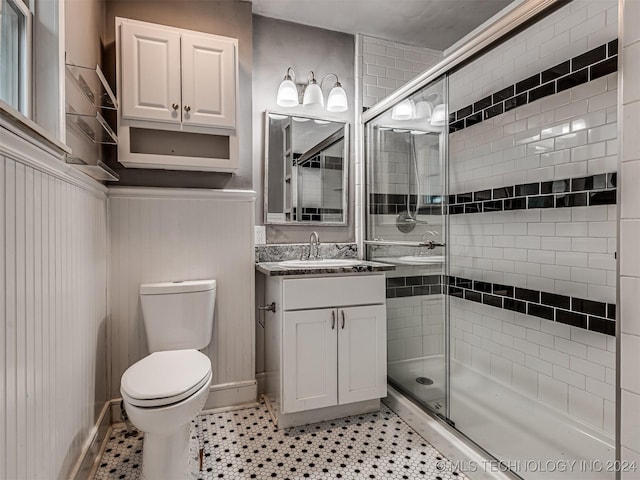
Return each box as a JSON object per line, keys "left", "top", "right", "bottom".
{"left": 121, "top": 349, "right": 212, "bottom": 408}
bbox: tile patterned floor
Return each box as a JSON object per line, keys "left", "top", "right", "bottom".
{"left": 94, "top": 402, "right": 467, "bottom": 480}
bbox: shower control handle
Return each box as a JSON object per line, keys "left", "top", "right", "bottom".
{"left": 341, "top": 310, "right": 345, "bottom": 329}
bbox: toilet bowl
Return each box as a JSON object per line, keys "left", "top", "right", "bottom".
{"left": 121, "top": 349, "right": 212, "bottom": 479}
{"left": 121, "top": 279, "right": 217, "bottom": 479}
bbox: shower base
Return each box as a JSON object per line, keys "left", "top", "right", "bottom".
{"left": 388, "top": 356, "right": 615, "bottom": 480}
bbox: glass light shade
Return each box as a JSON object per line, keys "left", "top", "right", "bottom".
{"left": 430, "top": 104, "right": 446, "bottom": 126}
{"left": 277, "top": 78, "right": 299, "bottom": 107}
{"left": 414, "top": 101, "right": 432, "bottom": 120}
{"left": 327, "top": 85, "right": 348, "bottom": 112}
{"left": 391, "top": 99, "right": 415, "bottom": 120}
{"left": 303, "top": 82, "right": 324, "bottom": 106}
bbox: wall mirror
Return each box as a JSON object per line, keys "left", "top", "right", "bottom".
{"left": 264, "top": 111, "right": 348, "bottom": 225}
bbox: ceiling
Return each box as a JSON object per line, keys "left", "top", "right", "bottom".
{"left": 251, "top": 0, "right": 516, "bottom": 51}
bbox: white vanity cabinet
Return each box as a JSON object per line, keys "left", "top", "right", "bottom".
{"left": 264, "top": 274, "right": 387, "bottom": 428}
{"left": 120, "top": 19, "right": 237, "bottom": 129}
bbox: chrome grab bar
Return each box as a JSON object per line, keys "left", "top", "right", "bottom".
{"left": 364, "top": 239, "right": 446, "bottom": 249}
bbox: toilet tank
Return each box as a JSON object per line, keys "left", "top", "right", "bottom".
{"left": 139, "top": 279, "right": 216, "bottom": 353}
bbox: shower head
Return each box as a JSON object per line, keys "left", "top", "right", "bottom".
{"left": 396, "top": 211, "right": 430, "bottom": 233}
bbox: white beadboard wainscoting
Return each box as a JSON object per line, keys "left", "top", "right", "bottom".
{"left": 0, "top": 126, "right": 109, "bottom": 480}
{"left": 107, "top": 187, "right": 257, "bottom": 409}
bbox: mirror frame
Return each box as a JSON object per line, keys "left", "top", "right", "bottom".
{"left": 263, "top": 110, "right": 349, "bottom": 226}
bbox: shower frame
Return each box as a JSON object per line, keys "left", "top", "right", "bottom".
{"left": 359, "top": 0, "right": 582, "bottom": 475}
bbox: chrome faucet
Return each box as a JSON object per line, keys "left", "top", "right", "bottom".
{"left": 307, "top": 231, "right": 320, "bottom": 260}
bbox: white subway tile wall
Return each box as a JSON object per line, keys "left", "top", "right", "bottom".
{"left": 360, "top": 35, "right": 442, "bottom": 109}
{"left": 451, "top": 297, "right": 615, "bottom": 433}
{"left": 355, "top": 35, "right": 441, "bottom": 249}
{"left": 387, "top": 293, "right": 444, "bottom": 362}
{"left": 449, "top": 0, "right": 618, "bottom": 112}
{"left": 449, "top": 73, "right": 617, "bottom": 196}
{"left": 446, "top": 0, "right": 618, "bottom": 438}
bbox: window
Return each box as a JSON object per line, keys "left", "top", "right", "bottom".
{"left": 0, "top": 0, "right": 32, "bottom": 115}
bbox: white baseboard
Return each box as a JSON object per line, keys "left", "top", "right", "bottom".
{"left": 67, "top": 401, "right": 111, "bottom": 480}
{"left": 204, "top": 379, "right": 258, "bottom": 410}
{"left": 275, "top": 399, "right": 381, "bottom": 429}
{"left": 255, "top": 372, "right": 267, "bottom": 396}
{"left": 110, "top": 380, "right": 258, "bottom": 423}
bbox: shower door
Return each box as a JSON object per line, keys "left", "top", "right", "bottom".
{"left": 364, "top": 76, "right": 449, "bottom": 417}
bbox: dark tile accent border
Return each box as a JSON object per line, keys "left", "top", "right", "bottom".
{"left": 385, "top": 275, "right": 443, "bottom": 298}
{"left": 449, "top": 40, "right": 618, "bottom": 133}
{"left": 447, "top": 173, "right": 616, "bottom": 214}
{"left": 369, "top": 194, "right": 445, "bottom": 215}
{"left": 370, "top": 173, "right": 615, "bottom": 217}
{"left": 385, "top": 273, "right": 616, "bottom": 336}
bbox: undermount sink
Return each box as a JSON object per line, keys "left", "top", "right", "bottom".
{"left": 397, "top": 255, "right": 445, "bottom": 265}
{"left": 278, "top": 259, "right": 362, "bottom": 268}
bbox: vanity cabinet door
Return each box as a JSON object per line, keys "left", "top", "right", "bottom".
{"left": 120, "top": 22, "right": 182, "bottom": 123}
{"left": 338, "top": 305, "right": 387, "bottom": 405}
{"left": 181, "top": 33, "right": 236, "bottom": 129}
{"left": 283, "top": 309, "right": 338, "bottom": 413}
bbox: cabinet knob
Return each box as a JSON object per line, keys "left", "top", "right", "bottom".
{"left": 184, "top": 105, "right": 191, "bottom": 112}
{"left": 172, "top": 103, "right": 179, "bottom": 111}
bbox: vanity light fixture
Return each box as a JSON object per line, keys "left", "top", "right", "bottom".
{"left": 277, "top": 67, "right": 348, "bottom": 113}
{"left": 276, "top": 67, "right": 299, "bottom": 107}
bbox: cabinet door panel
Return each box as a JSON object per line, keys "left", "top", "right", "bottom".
{"left": 121, "top": 22, "right": 181, "bottom": 123}
{"left": 283, "top": 309, "right": 337, "bottom": 413}
{"left": 181, "top": 33, "right": 236, "bottom": 129}
{"left": 338, "top": 305, "right": 387, "bottom": 405}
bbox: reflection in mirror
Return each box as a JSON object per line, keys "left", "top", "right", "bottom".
{"left": 264, "top": 112, "right": 348, "bottom": 224}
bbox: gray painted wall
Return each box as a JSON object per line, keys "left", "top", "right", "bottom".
{"left": 252, "top": 15, "right": 356, "bottom": 243}
{"left": 103, "top": 0, "right": 253, "bottom": 189}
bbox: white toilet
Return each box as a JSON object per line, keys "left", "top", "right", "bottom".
{"left": 120, "top": 279, "right": 216, "bottom": 480}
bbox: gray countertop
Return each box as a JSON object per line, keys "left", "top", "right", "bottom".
{"left": 256, "top": 260, "right": 396, "bottom": 276}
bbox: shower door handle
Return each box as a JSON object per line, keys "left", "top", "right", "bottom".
{"left": 364, "top": 240, "right": 444, "bottom": 248}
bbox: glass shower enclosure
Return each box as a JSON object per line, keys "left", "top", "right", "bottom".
{"left": 364, "top": 2, "right": 617, "bottom": 474}
{"left": 365, "top": 77, "right": 449, "bottom": 417}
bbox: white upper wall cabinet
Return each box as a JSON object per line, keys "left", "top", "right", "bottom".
{"left": 120, "top": 21, "right": 236, "bottom": 128}
{"left": 116, "top": 17, "right": 239, "bottom": 172}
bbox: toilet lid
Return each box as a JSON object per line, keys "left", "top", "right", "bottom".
{"left": 121, "top": 350, "right": 211, "bottom": 407}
